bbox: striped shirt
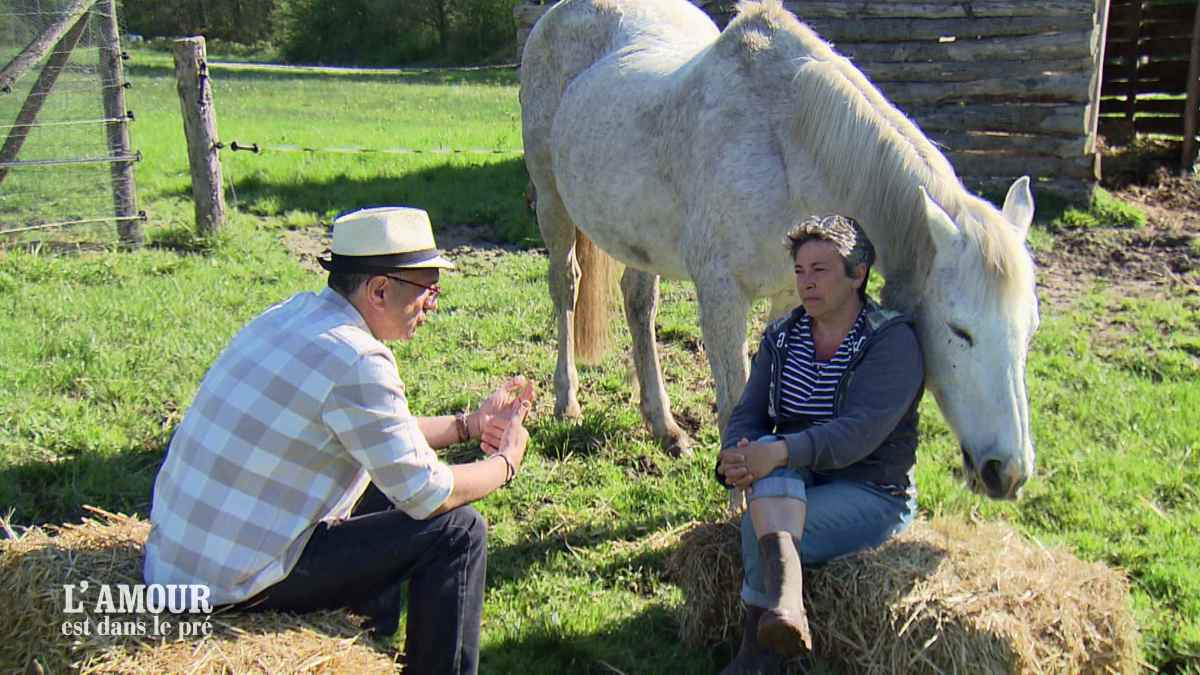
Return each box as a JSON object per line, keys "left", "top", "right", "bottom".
{"left": 778, "top": 311, "right": 867, "bottom": 420}
{"left": 145, "top": 288, "right": 454, "bottom": 605}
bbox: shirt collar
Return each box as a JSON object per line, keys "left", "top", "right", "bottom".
{"left": 319, "top": 286, "right": 372, "bottom": 335}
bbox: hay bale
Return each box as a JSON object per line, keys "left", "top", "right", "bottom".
{"left": 0, "top": 506, "right": 396, "bottom": 674}
{"left": 666, "top": 516, "right": 1140, "bottom": 674}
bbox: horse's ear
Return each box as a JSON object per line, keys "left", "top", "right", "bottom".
{"left": 1002, "top": 176, "right": 1035, "bottom": 241}
{"left": 919, "top": 186, "right": 960, "bottom": 253}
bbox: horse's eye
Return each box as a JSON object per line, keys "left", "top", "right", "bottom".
{"left": 948, "top": 323, "right": 974, "bottom": 347}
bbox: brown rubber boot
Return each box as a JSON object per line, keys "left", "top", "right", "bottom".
{"left": 755, "top": 532, "right": 813, "bottom": 657}
{"left": 720, "top": 604, "right": 782, "bottom": 675}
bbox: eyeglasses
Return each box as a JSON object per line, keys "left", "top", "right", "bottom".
{"left": 384, "top": 274, "right": 441, "bottom": 300}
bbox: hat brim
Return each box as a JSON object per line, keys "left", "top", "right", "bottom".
{"left": 318, "top": 251, "right": 455, "bottom": 273}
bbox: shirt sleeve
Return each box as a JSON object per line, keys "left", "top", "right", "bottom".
{"left": 783, "top": 322, "right": 924, "bottom": 472}
{"left": 320, "top": 351, "right": 453, "bottom": 519}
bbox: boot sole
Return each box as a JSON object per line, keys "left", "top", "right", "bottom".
{"left": 757, "top": 611, "right": 811, "bottom": 657}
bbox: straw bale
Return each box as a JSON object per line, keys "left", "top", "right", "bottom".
{"left": 0, "top": 506, "right": 396, "bottom": 674}
{"left": 666, "top": 516, "right": 1140, "bottom": 674}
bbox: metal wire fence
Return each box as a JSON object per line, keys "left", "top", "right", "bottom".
{"left": 0, "top": 0, "right": 142, "bottom": 246}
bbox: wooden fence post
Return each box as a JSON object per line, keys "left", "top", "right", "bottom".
{"left": 97, "top": 0, "right": 142, "bottom": 247}
{"left": 173, "top": 36, "right": 226, "bottom": 236}
{"left": 1183, "top": 2, "right": 1200, "bottom": 174}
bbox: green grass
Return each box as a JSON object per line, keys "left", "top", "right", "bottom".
{"left": 1052, "top": 187, "right": 1149, "bottom": 230}
{"left": 1, "top": 57, "right": 1199, "bottom": 672}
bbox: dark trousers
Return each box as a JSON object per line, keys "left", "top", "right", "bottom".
{"left": 234, "top": 485, "right": 487, "bottom": 675}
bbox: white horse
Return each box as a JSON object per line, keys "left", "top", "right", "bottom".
{"left": 521, "top": 0, "right": 1039, "bottom": 498}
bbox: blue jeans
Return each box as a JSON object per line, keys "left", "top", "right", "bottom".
{"left": 739, "top": 465, "right": 915, "bottom": 608}
{"left": 232, "top": 485, "right": 487, "bottom": 675}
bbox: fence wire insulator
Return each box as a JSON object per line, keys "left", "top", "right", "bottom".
{"left": 122, "top": 81, "right": 131, "bottom": 89}
{"left": 230, "top": 141, "right": 260, "bottom": 154}
{"left": 212, "top": 141, "right": 226, "bottom": 150}
{"left": 125, "top": 110, "right": 135, "bottom": 121}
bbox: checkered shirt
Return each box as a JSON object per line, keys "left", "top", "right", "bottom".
{"left": 144, "top": 287, "right": 454, "bottom": 605}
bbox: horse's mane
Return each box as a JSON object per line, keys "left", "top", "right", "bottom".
{"left": 722, "top": 1, "right": 1032, "bottom": 301}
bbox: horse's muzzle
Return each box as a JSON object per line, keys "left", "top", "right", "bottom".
{"left": 961, "top": 445, "right": 1028, "bottom": 500}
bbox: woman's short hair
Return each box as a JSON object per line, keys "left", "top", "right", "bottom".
{"left": 784, "top": 214, "right": 876, "bottom": 300}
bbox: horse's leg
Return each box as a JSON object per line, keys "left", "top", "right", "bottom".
{"left": 620, "top": 267, "right": 692, "bottom": 457}
{"left": 693, "top": 272, "right": 751, "bottom": 433}
{"left": 767, "top": 286, "right": 800, "bottom": 322}
{"left": 538, "top": 188, "right": 583, "bottom": 419}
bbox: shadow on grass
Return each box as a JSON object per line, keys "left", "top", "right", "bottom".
{"left": 478, "top": 602, "right": 720, "bottom": 675}
{"left": 0, "top": 442, "right": 166, "bottom": 530}
{"left": 211, "top": 156, "right": 537, "bottom": 244}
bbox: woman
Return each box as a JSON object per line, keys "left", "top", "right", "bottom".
{"left": 716, "top": 215, "right": 924, "bottom": 673}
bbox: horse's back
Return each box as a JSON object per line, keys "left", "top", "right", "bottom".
{"left": 521, "top": 0, "right": 716, "bottom": 159}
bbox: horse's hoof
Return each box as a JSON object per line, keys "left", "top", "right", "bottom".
{"left": 556, "top": 401, "right": 582, "bottom": 420}
{"left": 662, "top": 431, "right": 693, "bottom": 458}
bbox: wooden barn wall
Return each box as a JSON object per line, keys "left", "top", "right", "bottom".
{"left": 515, "top": 0, "right": 1105, "bottom": 201}
{"left": 1099, "top": 0, "right": 1198, "bottom": 141}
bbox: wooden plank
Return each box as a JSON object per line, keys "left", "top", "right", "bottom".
{"left": 803, "top": 15, "right": 1094, "bottom": 42}
{"left": 784, "top": 1, "right": 1094, "bottom": 19}
{"left": 927, "top": 130, "right": 1089, "bottom": 157}
{"left": 1100, "top": 98, "right": 1187, "bottom": 115}
{"left": 861, "top": 58, "right": 1089, "bottom": 82}
{"left": 0, "top": 14, "right": 88, "bottom": 186}
{"left": 1142, "top": 3, "right": 1197, "bottom": 24}
{"left": 174, "top": 37, "right": 226, "bottom": 236}
{"left": 0, "top": 0, "right": 97, "bottom": 93}
{"left": 839, "top": 31, "right": 1093, "bottom": 63}
{"left": 97, "top": 0, "right": 140, "bottom": 247}
{"left": 1086, "top": 0, "right": 1109, "bottom": 150}
{"left": 1133, "top": 116, "right": 1186, "bottom": 135}
{"left": 1183, "top": 1, "right": 1200, "bottom": 172}
{"left": 966, "top": 175, "right": 1095, "bottom": 203}
{"left": 908, "top": 103, "right": 1090, "bottom": 136}
{"left": 947, "top": 151, "right": 1099, "bottom": 179}
{"left": 1106, "top": 19, "right": 1194, "bottom": 41}
{"left": 882, "top": 71, "right": 1093, "bottom": 105}
{"left": 1098, "top": 115, "right": 1135, "bottom": 139}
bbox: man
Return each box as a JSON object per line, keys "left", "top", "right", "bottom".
{"left": 145, "top": 206, "right": 535, "bottom": 675}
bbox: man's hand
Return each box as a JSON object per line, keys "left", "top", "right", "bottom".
{"left": 717, "top": 438, "right": 788, "bottom": 489}
{"left": 473, "top": 376, "right": 537, "bottom": 454}
{"left": 495, "top": 398, "right": 532, "bottom": 476}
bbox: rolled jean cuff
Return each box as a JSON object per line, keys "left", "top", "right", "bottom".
{"left": 748, "top": 466, "right": 811, "bottom": 503}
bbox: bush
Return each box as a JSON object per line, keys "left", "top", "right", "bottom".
{"left": 120, "top": 0, "right": 281, "bottom": 44}
{"left": 276, "top": 0, "right": 521, "bottom": 66}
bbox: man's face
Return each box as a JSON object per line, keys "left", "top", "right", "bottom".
{"left": 380, "top": 268, "right": 441, "bottom": 341}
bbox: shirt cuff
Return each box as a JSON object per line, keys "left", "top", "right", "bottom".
{"left": 784, "top": 432, "right": 814, "bottom": 471}
{"left": 398, "top": 460, "right": 454, "bottom": 520}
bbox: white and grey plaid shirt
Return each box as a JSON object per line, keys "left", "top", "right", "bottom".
{"left": 144, "top": 287, "right": 454, "bottom": 605}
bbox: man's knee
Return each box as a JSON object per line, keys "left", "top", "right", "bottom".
{"left": 443, "top": 504, "right": 488, "bottom": 548}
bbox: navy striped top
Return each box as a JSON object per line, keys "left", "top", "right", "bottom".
{"left": 778, "top": 310, "right": 867, "bottom": 420}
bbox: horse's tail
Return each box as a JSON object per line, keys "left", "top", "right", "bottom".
{"left": 574, "top": 228, "right": 620, "bottom": 364}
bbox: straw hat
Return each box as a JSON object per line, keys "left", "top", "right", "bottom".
{"left": 318, "top": 207, "right": 455, "bottom": 273}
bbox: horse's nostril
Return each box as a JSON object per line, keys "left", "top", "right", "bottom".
{"left": 981, "top": 459, "right": 1006, "bottom": 497}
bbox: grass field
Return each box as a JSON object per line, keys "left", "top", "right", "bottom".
{"left": 1, "top": 51, "right": 1198, "bottom": 672}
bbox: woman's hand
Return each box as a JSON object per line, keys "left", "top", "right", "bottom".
{"left": 472, "top": 376, "right": 537, "bottom": 453}
{"left": 718, "top": 438, "right": 788, "bottom": 489}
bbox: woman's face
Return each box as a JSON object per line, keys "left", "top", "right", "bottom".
{"left": 793, "top": 239, "right": 865, "bottom": 321}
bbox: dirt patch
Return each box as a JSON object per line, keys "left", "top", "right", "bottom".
{"left": 1035, "top": 171, "right": 1199, "bottom": 311}
{"left": 280, "top": 222, "right": 530, "bottom": 275}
